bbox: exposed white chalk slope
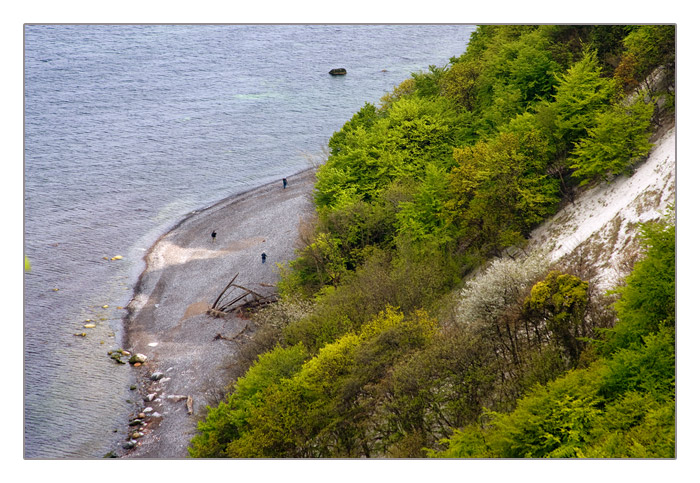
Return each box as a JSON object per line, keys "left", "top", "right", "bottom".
{"left": 528, "top": 127, "right": 676, "bottom": 291}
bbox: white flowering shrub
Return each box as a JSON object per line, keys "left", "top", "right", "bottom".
{"left": 456, "top": 252, "right": 550, "bottom": 328}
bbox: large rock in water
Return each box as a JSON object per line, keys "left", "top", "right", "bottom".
{"left": 328, "top": 68, "right": 347, "bottom": 75}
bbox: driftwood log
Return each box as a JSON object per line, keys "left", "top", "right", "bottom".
{"left": 207, "top": 273, "right": 278, "bottom": 317}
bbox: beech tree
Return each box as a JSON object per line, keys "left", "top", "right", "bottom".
{"left": 448, "top": 131, "right": 560, "bottom": 255}
{"left": 598, "top": 218, "right": 675, "bottom": 355}
{"left": 478, "top": 29, "right": 561, "bottom": 131}
{"left": 550, "top": 48, "right": 615, "bottom": 150}
{"left": 315, "top": 96, "right": 456, "bottom": 211}
{"left": 439, "top": 60, "right": 481, "bottom": 111}
{"left": 395, "top": 163, "right": 453, "bottom": 244}
{"left": 569, "top": 94, "right": 654, "bottom": 185}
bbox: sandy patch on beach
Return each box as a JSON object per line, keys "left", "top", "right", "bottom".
{"left": 149, "top": 237, "right": 268, "bottom": 272}
{"left": 181, "top": 300, "right": 211, "bottom": 321}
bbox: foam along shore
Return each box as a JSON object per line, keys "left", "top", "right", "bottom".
{"left": 122, "top": 168, "right": 316, "bottom": 458}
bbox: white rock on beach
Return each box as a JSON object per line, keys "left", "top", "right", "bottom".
{"left": 129, "top": 353, "right": 148, "bottom": 364}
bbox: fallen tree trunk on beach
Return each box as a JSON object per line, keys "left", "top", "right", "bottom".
{"left": 207, "top": 274, "right": 278, "bottom": 317}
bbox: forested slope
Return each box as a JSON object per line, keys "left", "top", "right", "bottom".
{"left": 189, "top": 25, "right": 676, "bottom": 458}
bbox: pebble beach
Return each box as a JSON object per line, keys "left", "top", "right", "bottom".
{"left": 121, "top": 168, "right": 316, "bottom": 458}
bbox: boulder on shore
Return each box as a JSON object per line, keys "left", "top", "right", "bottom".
{"left": 129, "top": 353, "right": 148, "bottom": 364}
{"left": 150, "top": 371, "right": 165, "bottom": 381}
{"left": 328, "top": 68, "right": 347, "bottom": 75}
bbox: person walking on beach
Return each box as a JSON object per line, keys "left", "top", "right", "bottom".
{"left": 211, "top": 230, "right": 217, "bottom": 242}
{"left": 282, "top": 178, "right": 288, "bottom": 189}
{"left": 261, "top": 252, "right": 267, "bottom": 264}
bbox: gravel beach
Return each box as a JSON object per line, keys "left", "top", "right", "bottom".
{"left": 121, "top": 168, "right": 316, "bottom": 458}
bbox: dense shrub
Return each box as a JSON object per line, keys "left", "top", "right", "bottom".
{"left": 569, "top": 94, "right": 655, "bottom": 185}
{"left": 598, "top": 218, "right": 675, "bottom": 355}
{"left": 224, "top": 308, "right": 437, "bottom": 457}
{"left": 448, "top": 131, "right": 560, "bottom": 255}
{"left": 188, "top": 343, "right": 309, "bottom": 458}
{"left": 432, "top": 218, "right": 675, "bottom": 458}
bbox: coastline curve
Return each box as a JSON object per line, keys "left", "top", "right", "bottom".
{"left": 120, "top": 168, "right": 316, "bottom": 458}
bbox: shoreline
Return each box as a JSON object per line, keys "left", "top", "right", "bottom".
{"left": 118, "top": 167, "right": 317, "bottom": 458}
{"left": 124, "top": 167, "right": 316, "bottom": 321}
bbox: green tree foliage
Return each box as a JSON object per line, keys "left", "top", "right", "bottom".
{"left": 524, "top": 270, "right": 589, "bottom": 363}
{"left": 615, "top": 25, "right": 676, "bottom": 93}
{"left": 587, "top": 25, "right": 635, "bottom": 74}
{"left": 448, "top": 131, "right": 560, "bottom": 255}
{"left": 442, "top": 25, "right": 574, "bottom": 139}
{"left": 327, "top": 102, "right": 378, "bottom": 156}
{"left": 569, "top": 95, "right": 654, "bottom": 185}
{"left": 315, "top": 96, "right": 456, "bottom": 211}
{"left": 536, "top": 25, "right": 633, "bottom": 77}
{"left": 458, "top": 25, "right": 538, "bottom": 63}
{"left": 439, "top": 60, "right": 481, "bottom": 111}
{"left": 188, "top": 343, "right": 308, "bottom": 458}
{"left": 435, "top": 329, "right": 675, "bottom": 459}
{"left": 436, "top": 365, "right": 606, "bottom": 458}
{"left": 222, "top": 308, "right": 437, "bottom": 457}
{"left": 290, "top": 95, "right": 462, "bottom": 296}
{"left": 471, "top": 28, "right": 562, "bottom": 133}
{"left": 279, "top": 199, "right": 398, "bottom": 297}
{"left": 598, "top": 218, "right": 675, "bottom": 355}
{"left": 599, "top": 327, "right": 675, "bottom": 402}
{"left": 226, "top": 332, "right": 363, "bottom": 457}
{"left": 433, "top": 218, "right": 675, "bottom": 458}
{"left": 395, "top": 163, "right": 454, "bottom": 245}
{"left": 380, "top": 326, "right": 498, "bottom": 456}
{"left": 549, "top": 48, "right": 615, "bottom": 150}
{"left": 282, "top": 243, "right": 459, "bottom": 353}
{"left": 379, "top": 78, "right": 416, "bottom": 112}
{"left": 536, "top": 25, "right": 593, "bottom": 71}
{"left": 581, "top": 391, "right": 675, "bottom": 458}
{"left": 411, "top": 64, "right": 448, "bottom": 98}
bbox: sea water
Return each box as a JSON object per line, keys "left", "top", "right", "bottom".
{"left": 23, "top": 24, "right": 476, "bottom": 458}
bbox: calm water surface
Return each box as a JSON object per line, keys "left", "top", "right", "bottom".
{"left": 24, "top": 24, "right": 475, "bottom": 458}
